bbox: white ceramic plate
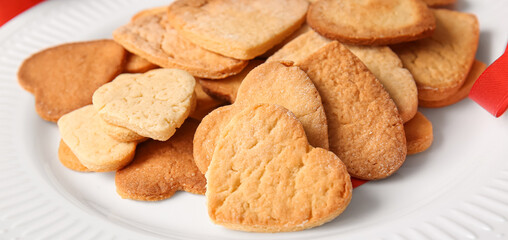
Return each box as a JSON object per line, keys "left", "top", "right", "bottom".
{"left": 1, "top": 0, "right": 507, "bottom": 239}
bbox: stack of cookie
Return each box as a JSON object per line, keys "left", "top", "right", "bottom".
{"left": 17, "top": 0, "right": 483, "bottom": 233}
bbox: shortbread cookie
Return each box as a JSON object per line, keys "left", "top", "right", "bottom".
{"left": 194, "top": 62, "right": 329, "bottom": 174}
{"left": 269, "top": 30, "right": 418, "bottom": 123}
{"left": 199, "top": 60, "right": 263, "bottom": 103}
{"left": 113, "top": 7, "right": 247, "bottom": 79}
{"left": 346, "top": 44, "right": 418, "bottom": 123}
{"left": 18, "top": 39, "right": 126, "bottom": 122}
{"left": 116, "top": 119, "right": 206, "bottom": 201}
{"left": 58, "top": 105, "right": 137, "bottom": 172}
{"left": 167, "top": 0, "right": 309, "bottom": 60}
{"left": 307, "top": 0, "right": 436, "bottom": 45}
{"left": 392, "top": 9, "right": 479, "bottom": 101}
{"left": 405, "top": 112, "right": 433, "bottom": 155}
{"left": 93, "top": 69, "right": 196, "bottom": 141}
{"left": 190, "top": 83, "right": 226, "bottom": 120}
{"left": 261, "top": 23, "right": 311, "bottom": 58}
{"left": 419, "top": 60, "right": 486, "bottom": 108}
{"left": 299, "top": 41, "right": 406, "bottom": 180}
{"left": 267, "top": 30, "right": 330, "bottom": 66}
{"left": 58, "top": 140, "right": 89, "bottom": 172}
{"left": 422, "top": 0, "right": 456, "bottom": 7}
{"left": 123, "top": 52, "right": 158, "bottom": 73}
{"left": 99, "top": 117, "right": 147, "bottom": 143}
{"left": 207, "top": 104, "right": 352, "bottom": 232}
{"left": 235, "top": 61, "right": 328, "bottom": 149}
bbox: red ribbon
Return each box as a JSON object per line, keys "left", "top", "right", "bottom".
{"left": 0, "top": 0, "right": 45, "bottom": 27}
{"left": 469, "top": 43, "right": 508, "bottom": 117}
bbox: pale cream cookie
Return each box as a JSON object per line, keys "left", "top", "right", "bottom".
{"left": 58, "top": 140, "right": 90, "bottom": 172}
{"left": 98, "top": 117, "right": 147, "bottom": 143}
{"left": 93, "top": 69, "right": 196, "bottom": 141}
{"left": 206, "top": 104, "right": 352, "bottom": 232}
{"left": 57, "top": 105, "right": 137, "bottom": 172}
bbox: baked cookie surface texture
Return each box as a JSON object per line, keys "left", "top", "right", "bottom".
{"left": 307, "top": 0, "right": 436, "bottom": 45}
{"left": 299, "top": 41, "right": 407, "bottom": 180}
{"left": 206, "top": 104, "right": 352, "bottom": 232}
{"left": 93, "top": 69, "right": 196, "bottom": 141}
{"left": 167, "top": 0, "right": 309, "bottom": 59}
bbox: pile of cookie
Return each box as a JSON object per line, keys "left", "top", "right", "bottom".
{"left": 17, "top": 0, "right": 483, "bottom": 233}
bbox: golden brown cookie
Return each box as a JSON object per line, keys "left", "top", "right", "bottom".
{"left": 260, "top": 23, "right": 311, "bottom": 58}
{"left": 419, "top": 60, "right": 486, "bottom": 108}
{"left": 93, "top": 69, "right": 196, "bottom": 141}
{"left": 345, "top": 44, "right": 418, "bottom": 123}
{"left": 405, "top": 112, "right": 433, "bottom": 155}
{"left": 235, "top": 61, "right": 329, "bottom": 149}
{"left": 123, "top": 52, "right": 158, "bottom": 73}
{"left": 58, "top": 105, "right": 137, "bottom": 172}
{"left": 115, "top": 119, "right": 206, "bottom": 201}
{"left": 307, "top": 0, "right": 436, "bottom": 45}
{"left": 267, "top": 30, "right": 330, "bottom": 66}
{"left": 421, "top": 0, "right": 456, "bottom": 7}
{"left": 206, "top": 104, "right": 352, "bottom": 232}
{"left": 113, "top": 7, "right": 247, "bottom": 79}
{"left": 299, "top": 41, "right": 406, "bottom": 180}
{"left": 194, "top": 61, "right": 329, "bottom": 174}
{"left": 269, "top": 30, "right": 418, "bottom": 123}
{"left": 190, "top": 82, "right": 226, "bottom": 120}
{"left": 58, "top": 140, "right": 89, "bottom": 172}
{"left": 167, "top": 0, "right": 309, "bottom": 60}
{"left": 199, "top": 60, "right": 263, "bottom": 103}
{"left": 18, "top": 39, "right": 126, "bottom": 122}
{"left": 193, "top": 105, "right": 233, "bottom": 174}
{"left": 392, "top": 9, "right": 479, "bottom": 101}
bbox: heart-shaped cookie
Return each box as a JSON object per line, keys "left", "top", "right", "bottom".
{"left": 93, "top": 69, "right": 196, "bottom": 141}
{"left": 57, "top": 105, "right": 137, "bottom": 172}
{"left": 113, "top": 7, "right": 247, "bottom": 79}
{"left": 298, "top": 41, "right": 407, "bottom": 180}
{"left": 345, "top": 44, "right": 418, "bottom": 123}
{"left": 167, "top": 0, "right": 309, "bottom": 60}
{"left": 268, "top": 30, "right": 418, "bottom": 123}
{"left": 58, "top": 140, "right": 89, "bottom": 172}
{"left": 392, "top": 9, "right": 479, "bottom": 101}
{"left": 419, "top": 60, "right": 486, "bottom": 108}
{"left": 307, "top": 0, "right": 436, "bottom": 45}
{"left": 194, "top": 61, "right": 329, "bottom": 174}
{"left": 18, "top": 39, "right": 126, "bottom": 122}
{"left": 206, "top": 104, "right": 352, "bottom": 232}
{"left": 116, "top": 119, "right": 206, "bottom": 201}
